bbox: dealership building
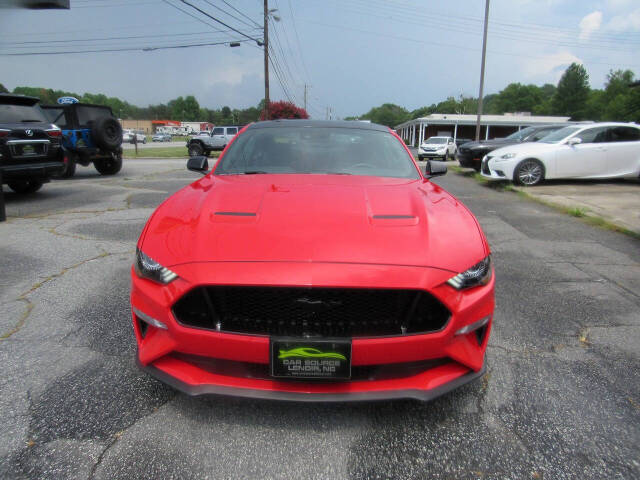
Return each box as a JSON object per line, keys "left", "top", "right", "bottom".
{"left": 395, "top": 113, "right": 571, "bottom": 146}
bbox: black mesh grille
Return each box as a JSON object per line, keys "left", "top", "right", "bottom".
{"left": 172, "top": 352, "right": 450, "bottom": 382}
{"left": 172, "top": 286, "right": 450, "bottom": 337}
{"left": 481, "top": 158, "right": 491, "bottom": 175}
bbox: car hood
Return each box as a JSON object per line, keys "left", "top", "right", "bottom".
{"left": 459, "top": 138, "right": 517, "bottom": 150}
{"left": 488, "top": 141, "right": 558, "bottom": 158}
{"left": 140, "top": 174, "right": 487, "bottom": 274}
{"left": 420, "top": 143, "right": 448, "bottom": 148}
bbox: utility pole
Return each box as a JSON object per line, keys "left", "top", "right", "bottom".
{"left": 303, "top": 84, "right": 308, "bottom": 112}
{"left": 475, "top": 0, "right": 490, "bottom": 141}
{"left": 263, "top": 0, "right": 270, "bottom": 119}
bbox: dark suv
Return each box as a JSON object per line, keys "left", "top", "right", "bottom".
{"left": 456, "top": 124, "right": 566, "bottom": 171}
{"left": 42, "top": 103, "right": 123, "bottom": 178}
{"left": 0, "top": 94, "right": 65, "bottom": 193}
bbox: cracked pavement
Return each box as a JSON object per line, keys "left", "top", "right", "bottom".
{"left": 0, "top": 159, "right": 638, "bottom": 479}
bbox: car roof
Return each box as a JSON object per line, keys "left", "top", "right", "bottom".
{"left": 247, "top": 119, "right": 389, "bottom": 132}
{"left": 0, "top": 93, "right": 40, "bottom": 106}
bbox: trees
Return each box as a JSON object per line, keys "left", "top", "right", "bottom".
{"left": 359, "top": 103, "right": 409, "bottom": 127}
{"left": 552, "top": 63, "right": 590, "bottom": 120}
{"left": 260, "top": 101, "right": 309, "bottom": 120}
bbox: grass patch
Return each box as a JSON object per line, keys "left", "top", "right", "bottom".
{"left": 124, "top": 146, "right": 222, "bottom": 159}
{"left": 567, "top": 206, "right": 588, "bottom": 218}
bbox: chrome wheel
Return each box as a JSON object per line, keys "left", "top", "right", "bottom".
{"left": 516, "top": 160, "right": 543, "bottom": 186}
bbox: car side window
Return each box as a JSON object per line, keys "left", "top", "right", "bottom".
{"left": 574, "top": 127, "right": 609, "bottom": 144}
{"left": 530, "top": 129, "right": 554, "bottom": 141}
{"left": 609, "top": 127, "right": 640, "bottom": 142}
{"left": 227, "top": 127, "right": 238, "bottom": 135}
{"left": 212, "top": 127, "right": 224, "bottom": 135}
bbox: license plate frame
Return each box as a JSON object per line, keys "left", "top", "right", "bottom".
{"left": 270, "top": 338, "right": 352, "bottom": 380}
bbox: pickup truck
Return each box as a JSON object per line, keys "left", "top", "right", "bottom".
{"left": 187, "top": 125, "right": 239, "bottom": 156}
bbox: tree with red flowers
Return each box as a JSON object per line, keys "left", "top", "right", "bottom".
{"left": 260, "top": 100, "right": 309, "bottom": 120}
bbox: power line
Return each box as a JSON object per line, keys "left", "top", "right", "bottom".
{"left": 1, "top": 28, "right": 260, "bottom": 47}
{"left": 161, "top": 0, "right": 226, "bottom": 33}
{"left": 300, "top": 19, "right": 640, "bottom": 69}
{"left": 0, "top": 39, "right": 253, "bottom": 56}
{"left": 201, "top": 0, "right": 259, "bottom": 30}
{"left": 219, "top": 0, "right": 262, "bottom": 28}
{"left": 177, "top": 0, "right": 262, "bottom": 43}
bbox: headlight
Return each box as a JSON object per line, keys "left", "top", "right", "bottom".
{"left": 134, "top": 248, "right": 178, "bottom": 284}
{"left": 494, "top": 153, "right": 516, "bottom": 162}
{"left": 447, "top": 256, "right": 492, "bottom": 290}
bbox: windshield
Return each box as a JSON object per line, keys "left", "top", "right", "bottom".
{"left": 424, "top": 137, "right": 447, "bottom": 144}
{"left": 505, "top": 126, "right": 536, "bottom": 141}
{"left": 216, "top": 126, "right": 419, "bottom": 178}
{"left": 0, "top": 102, "right": 47, "bottom": 123}
{"left": 539, "top": 126, "right": 582, "bottom": 143}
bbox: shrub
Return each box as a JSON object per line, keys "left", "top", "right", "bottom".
{"left": 260, "top": 101, "right": 309, "bottom": 120}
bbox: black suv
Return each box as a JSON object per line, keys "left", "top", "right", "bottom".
{"left": 42, "top": 103, "right": 123, "bottom": 178}
{"left": 0, "top": 94, "right": 65, "bottom": 193}
{"left": 456, "top": 124, "right": 566, "bottom": 171}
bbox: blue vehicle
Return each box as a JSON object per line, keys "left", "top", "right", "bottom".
{"left": 42, "top": 103, "right": 123, "bottom": 178}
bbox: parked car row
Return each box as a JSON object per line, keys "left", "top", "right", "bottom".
{"left": 479, "top": 122, "right": 640, "bottom": 186}
{"left": 456, "top": 124, "right": 567, "bottom": 172}
{"left": 1, "top": 93, "right": 124, "bottom": 192}
{"left": 123, "top": 129, "right": 146, "bottom": 144}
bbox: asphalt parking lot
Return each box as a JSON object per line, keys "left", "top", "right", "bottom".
{"left": 1, "top": 158, "right": 639, "bottom": 479}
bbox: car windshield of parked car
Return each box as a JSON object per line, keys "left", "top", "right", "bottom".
{"left": 424, "top": 137, "right": 447, "bottom": 144}
{"left": 505, "top": 126, "right": 536, "bottom": 141}
{"left": 538, "top": 126, "right": 583, "bottom": 143}
{"left": 0, "top": 102, "right": 47, "bottom": 123}
{"left": 216, "top": 127, "right": 419, "bottom": 178}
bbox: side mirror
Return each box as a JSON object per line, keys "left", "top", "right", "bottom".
{"left": 567, "top": 137, "right": 582, "bottom": 146}
{"left": 187, "top": 155, "right": 209, "bottom": 174}
{"left": 423, "top": 160, "right": 447, "bottom": 178}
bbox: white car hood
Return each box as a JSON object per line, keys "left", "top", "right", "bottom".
{"left": 488, "top": 142, "right": 560, "bottom": 158}
{"left": 420, "top": 143, "right": 447, "bottom": 148}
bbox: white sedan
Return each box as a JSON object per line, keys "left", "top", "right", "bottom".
{"left": 480, "top": 123, "right": 640, "bottom": 186}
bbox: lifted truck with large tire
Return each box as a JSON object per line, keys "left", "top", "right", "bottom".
{"left": 0, "top": 94, "right": 65, "bottom": 194}
{"left": 186, "top": 125, "right": 239, "bottom": 157}
{"left": 42, "top": 102, "right": 123, "bottom": 178}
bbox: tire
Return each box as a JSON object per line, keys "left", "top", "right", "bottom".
{"left": 188, "top": 142, "right": 204, "bottom": 157}
{"left": 91, "top": 117, "right": 123, "bottom": 151}
{"left": 142, "top": 137, "right": 146, "bottom": 144}
{"left": 418, "top": 155, "right": 424, "bottom": 161}
{"left": 94, "top": 154, "right": 123, "bottom": 175}
{"left": 514, "top": 159, "right": 544, "bottom": 186}
{"left": 8, "top": 180, "right": 43, "bottom": 194}
{"left": 473, "top": 165, "right": 481, "bottom": 172}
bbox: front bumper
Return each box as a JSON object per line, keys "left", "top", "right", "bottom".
{"left": 456, "top": 151, "right": 484, "bottom": 169}
{"left": 480, "top": 157, "right": 511, "bottom": 181}
{"left": 131, "top": 262, "right": 494, "bottom": 402}
{"left": 418, "top": 149, "right": 446, "bottom": 159}
{"left": 1, "top": 160, "right": 65, "bottom": 181}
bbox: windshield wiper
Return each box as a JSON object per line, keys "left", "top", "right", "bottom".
{"left": 324, "top": 171, "right": 352, "bottom": 175}
{"left": 242, "top": 170, "right": 269, "bottom": 174}
{"left": 20, "top": 119, "right": 43, "bottom": 123}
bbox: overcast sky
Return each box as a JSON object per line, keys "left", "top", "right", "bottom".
{"left": 1, "top": 0, "right": 639, "bottom": 119}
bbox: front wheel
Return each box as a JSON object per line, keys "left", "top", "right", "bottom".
{"left": 188, "top": 142, "right": 204, "bottom": 156}
{"left": 8, "top": 180, "right": 43, "bottom": 194}
{"left": 514, "top": 159, "right": 544, "bottom": 186}
{"left": 94, "top": 154, "right": 123, "bottom": 175}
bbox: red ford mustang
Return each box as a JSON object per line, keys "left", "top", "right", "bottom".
{"left": 131, "top": 120, "right": 494, "bottom": 401}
